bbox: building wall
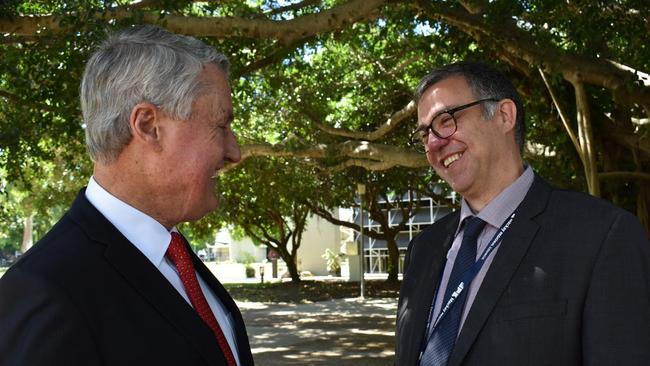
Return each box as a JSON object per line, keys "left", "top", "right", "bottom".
{"left": 232, "top": 237, "right": 266, "bottom": 263}
{"left": 297, "top": 213, "right": 341, "bottom": 276}
{"left": 224, "top": 232, "right": 266, "bottom": 263}
{"left": 218, "top": 199, "right": 450, "bottom": 276}
{"left": 221, "top": 213, "right": 341, "bottom": 276}
{"left": 214, "top": 214, "right": 341, "bottom": 276}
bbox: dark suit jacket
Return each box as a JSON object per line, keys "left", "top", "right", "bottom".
{"left": 396, "top": 175, "right": 650, "bottom": 366}
{"left": 0, "top": 190, "right": 254, "bottom": 366}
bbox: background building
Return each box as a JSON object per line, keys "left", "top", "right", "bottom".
{"left": 204, "top": 196, "right": 455, "bottom": 279}
{"left": 345, "top": 195, "right": 454, "bottom": 276}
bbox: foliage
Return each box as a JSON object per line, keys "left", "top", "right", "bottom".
{"left": 321, "top": 248, "right": 344, "bottom": 273}
{"left": 1, "top": 0, "right": 649, "bottom": 256}
{"left": 244, "top": 266, "right": 256, "bottom": 279}
{"left": 241, "top": 252, "right": 256, "bottom": 266}
{"left": 0, "top": 157, "right": 82, "bottom": 252}
{"left": 207, "top": 157, "right": 317, "bottom": 282}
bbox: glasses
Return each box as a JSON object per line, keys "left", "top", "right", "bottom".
{"left": 408, "top": 98, "right": 500, "bottom": 153}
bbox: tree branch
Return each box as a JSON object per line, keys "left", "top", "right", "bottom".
{"left": 257, "top": 222, "right": 286, "bottom": 248}
{"left": 222, "top": 141, "right": 428, "bottom": 172}
{"left": 458, "top": 0, "right": 488, "bottom": 15}
{"left": 264, "top": 0, "right": 320, "bottom": 16}
{"left": 307, "top": 202, "right": 385, "bottom": 240}
{"left": 308, "top": 203, "right": 359, "bottom": 230}
{"left": 569, "top": 77, "right": 600, "bottom": 196}
{"left": 110, "top": 0, "right": 162, "bottom": 11}
{"left": 243, "top": 226, "right": 279, "bottom": 249}
{"left": 309, "top": 101, "right": 416, "bottom": 141}
{"left": 537, "top": 68, "right": 583, "bottom": 164}
{"left": 604, "top": 122, "right": 650, "bottom": 155}
{"left": 418, "top": 3, "right": 650, "bottom": 110}
{"left": 599, "top": 171, "right": 650, "bottom": 182}
{"left": 0, "top": 0, "right": 386, "bottom": 46}
{"left": 233, "top": 36, "right": 314, "bottom": 78}
{"left": 327, "top": 158, "right": 411, "bottom": 172}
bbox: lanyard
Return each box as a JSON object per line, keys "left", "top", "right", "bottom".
{"left": 417, "top": 211, "right": 517, "bottom": 363}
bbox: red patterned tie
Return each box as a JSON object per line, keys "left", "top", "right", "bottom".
{"left": 166, "top": 232, "right": 237, "bottom": 366}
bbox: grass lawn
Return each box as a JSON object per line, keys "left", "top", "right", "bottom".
{"left": 0, "top": 268, "right": 401, "bottom": 304}
{"left": 224, "top": 279, "right": 400, "bottom": 303}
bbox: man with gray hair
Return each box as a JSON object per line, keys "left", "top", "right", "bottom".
{"left": 0, "top": 25, "right": 253, "bottom": 366}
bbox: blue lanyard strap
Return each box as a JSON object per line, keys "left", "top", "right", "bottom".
{"left": 418, "top": 211, "right": 517, "bottom": 362}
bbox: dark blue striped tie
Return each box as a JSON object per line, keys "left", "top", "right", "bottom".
{"left": 421, "top": 216, "right": 487, "bottom": 366}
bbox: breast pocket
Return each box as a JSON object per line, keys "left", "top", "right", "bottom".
{"left": 492, "top": 299, "right": 568, "bottom": 365}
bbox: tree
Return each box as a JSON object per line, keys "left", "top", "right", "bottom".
{"left": 1, "top": 0, "right": 649, "bottom": 252}
{"left": 211, "top": 158, "right": 316, "bottom": 282}
{"left": 307, "top": 166, "right": 454, "bottom": 283}
{"left": 0, "top": 151, "right": 86, "bottom": 253}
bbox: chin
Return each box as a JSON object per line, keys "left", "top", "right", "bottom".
{"left": 203, "top": 195, "right": 220, "bottom": 213}
{"left": 185, "top": 209, "right": 213, "bottom": 223}
{"left": 448, "top": 180, "right": 468, "bottom": 195}
{"left": 183, "top": 201, "right": 218, "bottom": 223}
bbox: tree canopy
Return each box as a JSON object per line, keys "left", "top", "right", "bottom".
{"left": 1, "top": 0, "right": 649, "bottom": 253}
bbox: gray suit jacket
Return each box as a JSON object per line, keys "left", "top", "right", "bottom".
{"left": 395, "top": 175, "right": 650, "bottom": 365}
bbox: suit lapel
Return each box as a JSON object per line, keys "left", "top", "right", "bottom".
{"left": 447, "top": 176, "right": 551, "bottom": 366}
{"left": 68, "top": 191, "right": 226, "bottom": 365}
{"left": 399, "top": 212, "right": 459, "bottom": 365}
{"left": 190, "top": 249, "right": 255, "bottom": 365}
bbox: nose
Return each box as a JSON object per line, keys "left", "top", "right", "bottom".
{"left": 425, "top": 130, "right": 449, "bottom": 152}
{"left": 225, "top": 129, "right": 241, "bottom": 163}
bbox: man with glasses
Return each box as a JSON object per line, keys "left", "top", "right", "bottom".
{"left": 395, "top": 61, "right": 650, "bottom": 366}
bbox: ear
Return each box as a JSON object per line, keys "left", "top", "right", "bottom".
{"left": 129, "top": 103, "right": 162, "bottom": 149}
{"left": 496, "top": 98, "right": 517, "bottom": 134}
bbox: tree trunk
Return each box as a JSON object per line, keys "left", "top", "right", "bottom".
{"left": 285, "top": 254, "right": 301, "bottom": 283}
{"left": 385, "top": 236, "right": 400, "bottom": 283}
{"left": 275, "top": 246, "right": 301, "bottom": 283}
{"left": 570, "top": 77, "right": 601, "bottom": 196}
{"left": 21, "top": 214, "right": 34, "bottom": 254}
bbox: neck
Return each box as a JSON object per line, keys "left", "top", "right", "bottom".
{"left": 93, "top": 161, "right": 176, "bottom": 230}
{"left": 465, "top": 159, "right": 524, "bottom": 212}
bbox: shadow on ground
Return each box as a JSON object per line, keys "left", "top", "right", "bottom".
{"left": 239, "top": 298, "right": 397, "bottom": 365}
{"left": 225, "top": 280, "right": 400, "bottom": 303}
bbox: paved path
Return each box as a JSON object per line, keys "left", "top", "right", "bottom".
{"left": 238, "top": 298, "right": 398, "bottom": 365}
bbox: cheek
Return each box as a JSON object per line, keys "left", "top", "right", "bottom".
{"left": 425, "top": 147, "right": 443, "bottom": 168}
{"left": 183, "top": 160, "right": 209, "bottom": 180}
{"left": 425, "top": 152, "right": 436, "bottom": 166}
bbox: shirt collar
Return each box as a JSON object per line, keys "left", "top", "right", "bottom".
{"left": 457, "top": 165, "right": 535, "bottom": 235}
{"left": 85, "top": 176, "right": 176, "bottom": 268}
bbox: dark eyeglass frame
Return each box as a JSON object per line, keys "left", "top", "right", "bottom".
{"left": 408, "top": 98, "right": 500, "bottom": 153}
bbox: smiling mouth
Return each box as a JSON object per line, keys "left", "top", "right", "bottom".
{"left": 442, "top": 153, "right": 462, "bottom": 168}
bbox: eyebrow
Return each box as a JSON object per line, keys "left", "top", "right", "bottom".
{"left": 416, "top": 104, "right": 456, "bottom": 130}
{"left": 433, "top": 104, "right": 460, "bottom": 116}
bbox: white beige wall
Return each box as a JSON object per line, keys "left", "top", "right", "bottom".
{"left": 297, "top": 213, "right": 341, "bottom": 276}
{"left": 228, "top": 234, "right": 266, "bottom": 263}
{"left": 223, "top": 212, "right": 343, "bottom": 276}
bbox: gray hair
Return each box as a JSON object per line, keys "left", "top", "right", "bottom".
{"left": 414, "top": 61, "right": 526, "bottom": 153}
{"left": 81, "top": 25, "right": 229, "bottom": 163}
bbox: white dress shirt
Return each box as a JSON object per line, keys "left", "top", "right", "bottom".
{"left": 85, "top": 177, "right": 240, "bottom": 365}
